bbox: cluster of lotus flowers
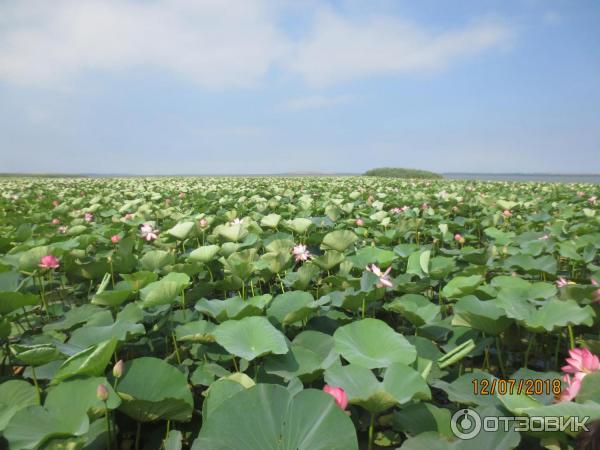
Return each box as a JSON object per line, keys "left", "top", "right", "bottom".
{"left": 560, "top": 348, "right": 600, "bottom": 402}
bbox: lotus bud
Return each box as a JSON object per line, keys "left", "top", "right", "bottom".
{"left": 355, "top": 218, "right": 364, "bottom": 226}
{"left": 113, "top": 359, "right": 124, "bottom": 378}
{"left": 96, "top": 383, "right": 109, "bottom": 402}
{"left": 111, "top": 235, "right": 121, "bottom": 244}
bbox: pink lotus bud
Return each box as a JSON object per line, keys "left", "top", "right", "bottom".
{"left": 84, "top": 212, "right": 93, "bottom": 222}
{"left": 58, "top": 226, "right": 68, "bottom": 234}
{"left": 52, "top": 218, "right": 60, "bottom": 225}
{"left": 111, "top": 235, "right": 121, "bottom": 244}
{"left": 113, "top": 359, "right": 124, "bottom": 378}
{"left": 355, "top": 218, "right": 364, "bottom": 226}
{"left": 502, "top": 210, "right": 512, "bottom": 217}
{"left": 199, "top": 218, "right": 208, "bottom": 228}
{"left": 39, "top": 255, "right": 60, "bottom": 270}
{"left": 96, "top": 384, "right": 109, "bottom": 401}
{"left": 323, "top": 385, "right": 348, "bottom": 410}
{"left": 52, "top": 200, "right": 60, "bottom": 207}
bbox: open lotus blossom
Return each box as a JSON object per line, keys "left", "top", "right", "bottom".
{"left": 84, "top": 212, "right": 93, "bottom": 222}
{"left": 111, "top": 235, "right": 121, "bottom": 244}
{"left": 556, "top": 277, "right": 574, "bottom": 288}
{"left": 502, "top": 209, "right": 512, "bottom": 217}
{"left": 323, "top": 385, "right": 348, "bottom": 411}
{"left": 52, "top": 218, "right": 60, "bottom": 225}
{"left": 140, "top": 223, "right": 158, "bottom": 241}
{"left": 537, "top": 234, "right": 550, "bottom": 240}
{"left": 366, "top": 264, "right": 393, "bottom": 288}
{"left": 589, "top": 196, "right": 597, "bottom": 205}
{"left": 577, "top": 191, "right": 585, "bottom": 197}
{"left": 562, "top": 348, "right": 600, "bottom": 375}
{"left": 39, "top": 255, "right": 60, "bottom": 270}
{"left": 292, "top": 244, "right": 311, "bottom": 262}
{"left": 58, "top": 226, "right": 68, "bottom": 234}
{"left": 560, "top": 372, "right": 585, "bottom": 402}
{"left": 230, "top": 218, "right": 243, "bottom": 225}
{"left": 355, "top": 218, "right": 364, "bottom": 226}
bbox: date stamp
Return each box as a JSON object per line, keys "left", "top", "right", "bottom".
{"left": 472, "top": 378, "right": 562, "bottom": 398}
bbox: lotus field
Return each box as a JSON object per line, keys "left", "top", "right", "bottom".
{"left": 1, "top": 176, "right": 600, "bottom": 450}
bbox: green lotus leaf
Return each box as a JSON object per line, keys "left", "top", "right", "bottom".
{"left": 213, "top": 316, "right": 288, "bottom": 361}
{"left": 192, "top": 384, "right": 358, "bottom": 450}
{"left": 347, "top": 246, "right": 396, "bottom": 269}
{"left": 452, "top": 296, "right": 512, "bottom": 335}
{"left": 139, "top": 250, "right": 176, "bottom": 271}
{"left": 384, "top": 294, "right": 441, "bottom": 327}
{"left": 215, "top": 223, "right": 248, "bottom": 242}
{"left": 441, "top": 275, "right": 483, "bottom": 299}
{"left": 116, "top": 357, "right": 194, "bottom": 422}
{"left": 285, "top": 218, "right": 314, "bottom": 234}
{"left": 324, "top": 362, "right": 431, "bottom": 413}
{"left": 0, "top": 380, "right": 38, "bottom": 432}
{"left": 140, "top": 272, "right": 190, "bottom": 307}
{"left": 260, "top": 213, "right": 282, "bottom": 228}
{"left": 166, "top": 221, "right": 195, "bottom": 240}
{"left": 188, "top": 245, "right": 221, "bottom": 263}
{"left": 174, "top": 320, "right": 216, "bottom": 343}
{"left": 0, "top": 291, "right": 40, "bottom": 315}
{"left": 321, "top": 230, "right": 358, "bottom": 252}
{"left": 11, "top": 344, "right": 62, "bottom": 366}
{"left": 334, "top": 318, "right": 417, "bottom": 368}
{"left": 52, "top": 338, "right": 117, "bottom": 383}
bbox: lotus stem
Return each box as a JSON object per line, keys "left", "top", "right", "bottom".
{"left": 104, "top": 401, "right": 113, "bottom": 450}
{"left": 171, "top": 332, "right": 181, "bottom": 364}
{"left": 250, "top": 279, "right": 255, "bottom": 297}
{"left": 567, "top": 325, "right": 575, "bottom": 350}
{"left": 31, "top": 366, "right": 41, "bottom": 404}
{"left": 524, "top": 335, "right": 535, "bottom": 368}
{"left": 38, "top": 275, "right": 49, "bottom": 317}
{"left": 368, "top": 413, "right": 375, "bottom": 450}
{"left": 495, "top": 336, "right": 506, "bottom": 378}
{"left": 135, "top": 422, "right": 141, "bottom": 450}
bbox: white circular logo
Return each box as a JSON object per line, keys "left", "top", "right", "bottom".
{"left": 451, "top": 408, "right": 482, "bottom": 440}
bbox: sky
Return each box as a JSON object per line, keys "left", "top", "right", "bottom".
{"left": 0, "top": 0, "right": 599, "bottom": 175}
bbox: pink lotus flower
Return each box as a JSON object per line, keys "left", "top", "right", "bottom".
{"left": 537, "top": 234, "right": 549, "bottom": 240}
{"left": 502, "top": 210, "right": 512, "bottom": 217}
{"left": 556, "top": 277, "right": 570, "bottom": 288}
{"left": 113, "top": 359, "right": 124, "bottom": 378}
{"left": 323, "top": 385, "right": 348, "bottom": 410}
{"left": 39, "top": 255, "right": 60, "bottom": 270}
{"left": 96, "top": 384, "right": 109, "bottom": 402}
{"left": 355, "top": 218, "right": 364, "bottom": 226}
{"left": 111, "top": 235, "right": 121, "bottom": 244}
{"left": 124, "top": 213, "right": 133, "bottom": 220}
{"left": 84, "top": 212, "right": 93, "bottom": 222}
{"left": 52, "top": 200, "right": 60, "bottom": 207}
{"left": 562, "top": 348, "right": 600, "bottom": 375}
{"left": 592, "top": 279, "right": 600, "bottom": 303}
{"left": 454, "top": 233, "right": 465, "bottom": 244}
{"left": 420, "top": 203, "right": 429, "bottom": 210}
{"left": 589, "top": 196, "right": 597, "bottom": 205}
{"left": 391, "top": 207, "right": 402, "bottom": 214}
{"left": 366, "top": 264, "right": 393, "bottom": 288}
{"left": 577, "top": 191, "right": 585, "bottom": 197}
{"left": 452, "top": 206, "right": 459, "bottom": 212}
{"left": 199, "top": 218, "right": 208, "bottom": 228}
{"left": 52, "top": 218, "right": 60, "bottom": 225}
{"left": 292, "top": 244, "right": 311, "bottom": 262}
{"left": 178, "top": 192, "right": 185, "bottom": 199}
{"left": 140, "top": 223, "right": 158, "bottom": 241}
{"left": 560, "top": 372, "right": 585, "bottom": 402}
{"left": 58, "top": 226, "right": 68, "bottom": 234}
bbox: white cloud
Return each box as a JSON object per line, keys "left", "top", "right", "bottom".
{"left": 0, "top": 0, "right": 288, "bottom": 87}
{"left": 284, "top": 94, "right": 354, "bottom": 110}
{"left": 0, "top": 1, "right": 514, "bottom": 88}
{"left": 289, "top": 11, "right": 514, "bottom": 85}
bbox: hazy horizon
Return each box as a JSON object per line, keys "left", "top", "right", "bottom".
{"left": 1, "top": 0, "right": 599, "bottom": 174}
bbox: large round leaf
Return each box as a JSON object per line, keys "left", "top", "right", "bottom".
{"left": 192, "top": 384, "right": 358, "bottom": 450}
{"left": 116, "top": 357, "right": 194, "bottom": 422}
{"left": 140, "top": 272, "right": 190, "bottom": 307}
{"left": 334, "top": 319, "right": 416, "bottom": 368}
{"left": 213, "top": 316, "right": 288, "bottom": 361}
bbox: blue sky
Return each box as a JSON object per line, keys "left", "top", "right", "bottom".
{"left": 0, "top": 0, "right": 599, "bottom": 174}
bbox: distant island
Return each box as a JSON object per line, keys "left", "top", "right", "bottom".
{"left": 364, "top": 167, "right": 443, "bottom": 179}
